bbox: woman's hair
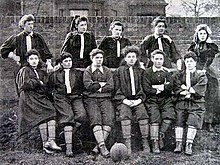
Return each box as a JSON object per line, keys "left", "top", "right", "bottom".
{"left": 59, "top": 51, "right": 73, "bottom": 62}
{"left": 25, "top": 49, "right": 43, "bottom": 67}
{"left": 18, "top": 14, "right": 35, "bottom": 29}
{"left": 151, "top": 16, "right": 167, "bottom": 28}
{"left": 193, "top": 24, "right": 212, "bottom": 43}
{"left": 109, "top": 20, "right": 124, "bottom": 32}
{"left": 184, "top": 51, "right": 197, "bottom": 62}
{"left": 25, "top": 49, "right": 40, "bottom": 59}
{"left": 150, "top": 49, "right": 166, "bottom": 58}
{"left": 89, "top": 48, "right": 104, "bottom": 59}
{"left": 120, "top": 45, "right": 140, "bottom": 66}
{"left": 70, "top": 15, "right": 88, "bottom": 31}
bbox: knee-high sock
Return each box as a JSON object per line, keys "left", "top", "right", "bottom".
{"left": 121, "top": 120, "right": 131, "bottom": 139}
{"left": 186, "top": 126, "right": 197, "bottom": 143}
{"left": 150, "top": 123, "right": 159, "bottom": 140}
{"left": 47, "top": 120, "right": 56, "bottom": 140}
{"left": 103, "top": 125, "right": 111, "bottom": 140}
{"left": 93, "top": 125, "right": 105, "bottom": 147}
{"left": 138, "top": 119, "right": 149, "bottom": 138}
{"left": 175, "top": 127, "right": 184, "bottom": 142}
{"left": 39, "top": 123, "right": 48, "bottom": 147}
{"left": 64, "top": 126, "right": 73, "bottom": 152}
{"left": 160, "top": 119, "right": 172, "bottom": 134}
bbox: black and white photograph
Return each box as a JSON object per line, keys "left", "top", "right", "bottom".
{"left": 1, "top": 0, "right": 220, "bottom": 164}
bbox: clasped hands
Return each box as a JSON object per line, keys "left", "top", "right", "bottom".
{"left": 98, "top": 82, "right": 106, "bottom": 92}
{"left": 123, "top": 98, "right": 142, "bottom": 107}
{"left": 180, "top": 84, "right": 195, "bottom": 98}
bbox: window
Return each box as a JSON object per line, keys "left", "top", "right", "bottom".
{"left": 69, "top": 9, "right": 89, "bottom": 16}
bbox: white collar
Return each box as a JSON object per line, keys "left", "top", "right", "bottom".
{"left": 186, "top": 68, "right": 196, "bottom": 73}
{"left": 27, "top": 31, "right": 33, "bottom": 37}
{"left": 154, "top": 33, "right": 163, "bottom": 39}
{"left": 91, "top": 65, "right": 103, "bottom": 73}
{"left": 152, "top": 65, "right": 165, "bottom": 72}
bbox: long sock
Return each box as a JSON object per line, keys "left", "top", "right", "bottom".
{"left": 121, "top": 120, "right": 131, "bottom": 139}
{"left": 139, "top": 119, "right": 149, "bottom": 138}
{"left": 186, "top": 126, "right": 197, "bottom": 143}
{"left": 47, "top": 120, "right": 56, "bottom": 140}
{"left": 39, "top": 123, "right": 48, "bottom": 147}
{"left": 160, "top": 120, "right": 172, "bottom": 134}
{"left": 93, "top": 125, "right": 105, "bottom": 147}
{"left": 150, "top": 123, "right": 159, "bottom": 140}
{"left": 64, "top": 126, "right": 73, "bottom": 153}
{"left": 175, "top": 127, "right": 183, "bottom": 142}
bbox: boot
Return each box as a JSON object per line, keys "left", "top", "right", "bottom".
{"left": 185, "top": 142, "right": 193, "bottom": 155}
{"left": 99, "top": 144, "right": 110, "bottom": 158}
{"left": 159, "top": 132, "right": 165, "bottom": 149}
{"left": 142, "top": 138, "right": 150, "bottom": 153}
{"left": 47, "top": 120, "right": 61, "bottom": 151}
{"left": 125, "top": 138, "right": 132, "bottom": 155}
{"left": 152, "top": 139, "right": 160, "bottom": 154}
{"left": 207, "top": 123, "right": 214, "bottom": 132}
{"left": 174, "top": 127, "right": 183, "bottom": 153}
{"left": 174, "top": 141, "right": 182, "bottom": 153}
{"left": 159, "top": 120, "right": 172, "bottom": 149}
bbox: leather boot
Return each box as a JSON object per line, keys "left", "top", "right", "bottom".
{"left": 99, "top": 144, "right": 110, "bottom": 158}
{"left": 125, "top": 138, "right": 132, "bottom": 155}
{"left": 142, "top": 138, "right": 150, "bottom": 153}
{"left": 159, "top": 132, "right": 165, "bottom": 149}
{"left": 185, "top": 142, "right": 193, "bottom": 155}
{"left": 152, "top": 139, "right": 160, "bottom": 154}
{"left": 174, "top": 141, "right": 182, "bottom": 153}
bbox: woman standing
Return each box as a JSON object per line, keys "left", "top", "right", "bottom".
{"left": 188, "top": 24, "right": 219, "bottom": 132}
{"left": 61, "top": 15, "right": 97, "bottom": 68}
{"left": 98, "top": 20, "right": 131, "bottom": 68}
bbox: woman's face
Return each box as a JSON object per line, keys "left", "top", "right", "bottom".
{"left": 76, "top": 21, "right": 87, "bottom": 33}
{"left": 154, "top": 22, "right": 166, "bottom": 35}
{"left": 184, "top": 57, "right": 197, "bottom": 70}
{"left": 111, "top": 25, "right": 123, "bottom": 38}
{"left": 61, "top": 57, "right": 72, "bottom": 69}
{"left": 124, "top": 52, "right": 137, "bottom": 67}
{"left": 197, "top": 29, "right": 208, "bottom": 42}
{"left": 23, "top": 21, "right": 34, "bottom": 34}
{"left": 27, "top": 54, "right": 39, "bottom": 67}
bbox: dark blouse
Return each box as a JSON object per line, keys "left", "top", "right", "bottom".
{"left": 61, "top": 31, "right": 97, "bottom": 68}
{"left": 140, "top": 34, "right": 180, "bottom": 68}
{"left": 0, "top": 31, "right": 52, "bottom": 65}
{"left": 98, "top": 36, "right": 131, "bottom": 68}
{"left": 188, "top": 42, "right": 218, "bottom": 70}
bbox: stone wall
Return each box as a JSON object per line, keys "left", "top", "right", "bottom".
{"left": 1, "top": 16, "right": 220, "bottom": 108}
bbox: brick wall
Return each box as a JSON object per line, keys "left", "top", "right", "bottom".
{"left": 1, "top": 16, "right": 220, "bottom": 105}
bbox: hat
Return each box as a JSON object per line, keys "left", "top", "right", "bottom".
{"left": 89, "top": 49, "right": 104, "bottom": 58}
{"left": 18, "top": 14, "right": 35, "bottom": 29}
{"left": 151, "top": 16, "right": 167, "bottom": 28}
{"left": 121, "top": 45, "right": 140, "bottom": 58}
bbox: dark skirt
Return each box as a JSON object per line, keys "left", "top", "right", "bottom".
{"left": 18, "top": 91, "right": 56, "bottom": 136}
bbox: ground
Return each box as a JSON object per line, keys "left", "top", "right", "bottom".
{"left": 1, "top": 103, "right": 220, "bottom": 165}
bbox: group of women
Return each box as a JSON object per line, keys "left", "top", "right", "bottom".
{"left": 0, "top": 14, "right": 219, "bottom": 157}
